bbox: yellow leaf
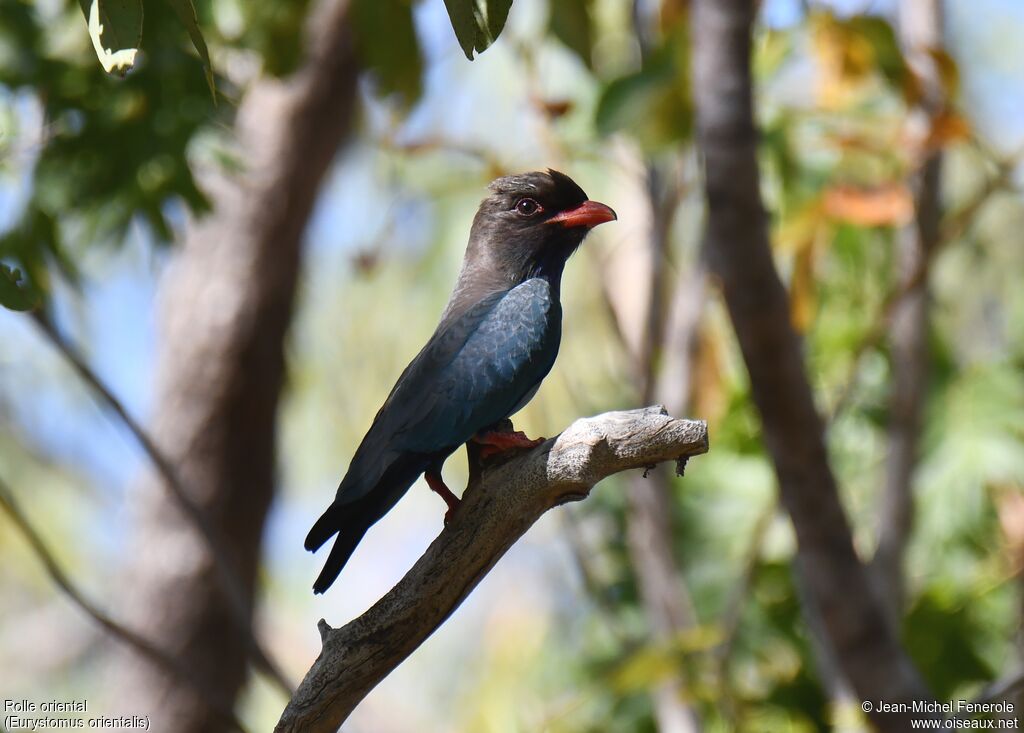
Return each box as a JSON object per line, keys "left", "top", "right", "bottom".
{"left": 810, "top": 11, "right": 875, "bottom": 108}
{"left": 789, "top": 238, "right": 818, "bottom": 333}
{"left": 925, "top": 47, "right": 961, "bottom": 98}
{"left": 775, "top": 199, "right": 824, "bottom": 255}
{"left": 609, "top": 644, "right": 679, "bottom": 693}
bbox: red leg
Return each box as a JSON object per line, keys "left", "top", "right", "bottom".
{"left": 425, "top": 470, "right": 460, "bottom": 525}
{"left": 472, "top": 429, "right": 545, "bottom": 458}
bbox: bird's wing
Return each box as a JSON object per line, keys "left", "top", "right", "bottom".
{"left": 395, "top": 277, "right": 561, "bottom": 449}
{"left": 336, "top": 279, "right": 560, "bottom": 504}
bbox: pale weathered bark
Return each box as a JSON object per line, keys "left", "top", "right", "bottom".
{"left": 276, "top": 408, "right": 709, "bottom": 732}
{"left": 111, "top": 1, "right": 359, "bottom": 730}
{"left": 690, "top": 0, "right": 938, "bottom": 729}
{"left": 874, "top": 0, "right": 945, "bottom": 621}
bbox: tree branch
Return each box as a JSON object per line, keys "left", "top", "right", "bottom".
{"left": 0, "top": 477, "right": 247, "bottom": 733}
{"left": 30, "top": 310, "right": 292, "bottom": 696}
{"left": 275, "top": 407, "right": 709, "bottom": 732}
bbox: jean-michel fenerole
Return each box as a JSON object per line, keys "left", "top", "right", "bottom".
{"left": 871, "top": 699, "right": 1014, "bottom": 715}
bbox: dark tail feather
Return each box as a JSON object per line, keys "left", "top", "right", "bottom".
{"left": 305, "top": 501, "right": 344, "bottom": 553}
{"left": 311, "top": 520, "right": 371, "bottom": 594}
{"left": 305, "top": 500, "right": 371, "bottom": 594}
{"left": 306, "top": 453, "right": 428, "bottom": 593}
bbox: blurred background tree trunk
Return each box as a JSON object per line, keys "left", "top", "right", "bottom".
{"left": 599, "top": 9, "right": 710, "bottom": 729}
{"left": 109, "top": 1, "right": 359, "bottom": 729}
{"left": 624, "top": 164, "right": 704, "bottom": 733}
{"left": 689, "top": 0, "right": 936, "bottom": 728}
{"left": 873, "top": 0, "right": 945, "bottom": 622}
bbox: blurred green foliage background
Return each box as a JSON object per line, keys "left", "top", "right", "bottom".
{"left": 1, "top": 0, "right": 1023, "bottom": 730}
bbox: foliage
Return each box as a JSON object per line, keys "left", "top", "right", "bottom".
{"left": 163, "top": 0, "right": 214, "bottom": 96}
{"left": 76, "top": 0, "right": 212, "bottom": 96}
{"left": 0, "top": 263, "right": 38, "bottom": 311}
{"left": 77, "top": 0, "right": 143, "bottom": 75}
{"left": 549, "top": 0, "right": 594, "bottom": 69}
{"left": 2, "top": 0, "right": 1024, "bottom": 731}
{"left": 0, "top": 0, "right": 222, "bottom": 305}
{"left": 442, "top": 0, "right": 513, "bottom": 60}
{"left": 352, "top": 0, "right": 423, "bottom": 106}
{"left": 595, "top": 15, "right": 692, "bottom": 151}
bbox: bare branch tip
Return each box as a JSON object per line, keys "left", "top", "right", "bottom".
{"left": 317, "top": 619, "right": 334, "bottom": 644}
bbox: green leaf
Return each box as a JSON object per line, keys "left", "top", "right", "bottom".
{"left": 233, "top": 3, "right": 313, "bottom": 77}
{"left": 903, "top": 589, "right": 996, "bottom": 699}
{"left": 353, "top": 0, "right": 423, "bottom": 105}
{"left": 595, "top": 32, "right": 692, "bottom": 151}
{"left": 77, "top": 0, "right": 143, "bottom": 76}
{"left": 442, "top": 0, "right": 513, "bottom": 60}
{"left": 846, "top": 15, "right": 907, "bottom": 91}
{"left": 549, "top": 0, "right": 593, "bottom": 68}
{"left": 164, "top": 0, "right": 216, "bottom": 100}
{"left": 0, "top": 265, "right": 39, "bottom": 312}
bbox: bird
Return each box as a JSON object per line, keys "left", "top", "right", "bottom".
{"left": 305, "top": 169, "right": 616, "bottom": 594}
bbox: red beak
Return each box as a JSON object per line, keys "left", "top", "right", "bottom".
{"left": 548, "top": 200, "right": 617, "bottom": 229}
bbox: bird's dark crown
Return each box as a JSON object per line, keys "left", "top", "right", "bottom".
{"left": 485, "top": 169, "right": 588, "bottom": 213}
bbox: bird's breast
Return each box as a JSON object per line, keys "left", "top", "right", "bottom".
{"left": 467, "top": 278, "right": 561, "bottom": 406}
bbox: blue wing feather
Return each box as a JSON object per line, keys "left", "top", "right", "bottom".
{"left": 335, "top": 278, "right": 561, "bottom": 505}
{"left": 400, "top": 278, "right": 560, "bottom": 451}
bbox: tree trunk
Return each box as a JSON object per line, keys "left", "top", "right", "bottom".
{"left": 111, "top": 1, "right": 359, "bottom": 730}
{"left": 689, "top": 0, "right": 937, "bottom": 729}
{"left": 874, "top": 0, "right": 945, "bottom": 622}
{"left": 624, "top": 164, "right": 703, "bottom": 733}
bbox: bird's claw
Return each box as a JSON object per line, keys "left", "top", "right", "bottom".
{"left": 474, "top": 429, "right": 545, "bottom": 458}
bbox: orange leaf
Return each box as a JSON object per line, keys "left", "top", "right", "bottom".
{"left": 925, "top": 109, "right": 971, "bottom": 151}
{"left": 822, "top": 183, "right": 913, "bottom": 227}
{"left": 535, "top": 98, "right": 574, "bottom": 119}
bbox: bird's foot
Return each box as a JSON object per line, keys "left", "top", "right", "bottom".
{"left": 472, "top": 429, "right": 545, "bottom": 459}
{"left": 425, "top": 471, "right": 461, "bottom": 526}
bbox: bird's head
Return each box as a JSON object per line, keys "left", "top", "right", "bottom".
{"left": 466, "top": 169, "right": 616, "bottom": 285}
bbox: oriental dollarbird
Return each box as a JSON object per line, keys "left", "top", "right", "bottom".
{"left": 306, "top": 170, "right": 616, "bottom": 593}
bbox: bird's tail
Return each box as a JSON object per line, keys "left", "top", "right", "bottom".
{"left": 305, "top": 453, "right": 426, "bottom": 594}
{"left": 305, "top": 500, "right": 347, "bottom": 554}
{"left": 306, "top": 500, "right": 371, "bottom": 594}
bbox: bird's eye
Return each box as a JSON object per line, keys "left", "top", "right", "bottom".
{"left": 515, "top": 198, "right": 542, "bottom": 216}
